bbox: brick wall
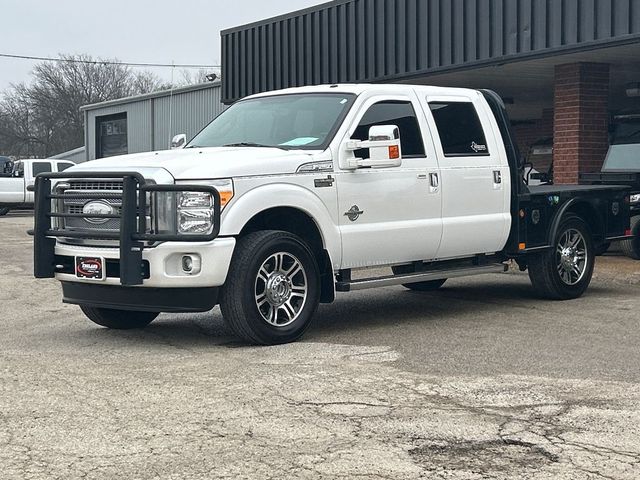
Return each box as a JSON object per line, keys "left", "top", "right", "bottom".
{"left": 553, "top": 62, "right": 610, "bottom": 185}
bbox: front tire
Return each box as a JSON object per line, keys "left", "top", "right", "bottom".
{"left": 220, "top": 231, "right": 321, "bottom": 345}
{"left": 528, "top": 216, "right": 595, "bottom": 300}
{"left": 620, "top": 215, "right": 640, "bottom": 260}
{"left": 80, "top": 306, "right": 158, "bottom": 329}
{"left": 0, "top": 207, "right": 10, "bottom": 216}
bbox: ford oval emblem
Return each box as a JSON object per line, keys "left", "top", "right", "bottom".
{"left": 82, "top": 201, "right": 115, "bottom": 224}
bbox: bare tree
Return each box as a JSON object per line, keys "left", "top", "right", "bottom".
{"left": 0, "top": 54, "right": 167, "bottom": 158}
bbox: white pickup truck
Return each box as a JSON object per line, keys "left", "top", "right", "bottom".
{"left": 32, "top": 85, "right": 632, "bottom": 344}
{"left": 0, "top": 159, "right": 75, "bottom": 216}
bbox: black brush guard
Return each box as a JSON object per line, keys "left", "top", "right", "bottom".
{"left": 33, "top": 172, "right": 221, "bottom": 286}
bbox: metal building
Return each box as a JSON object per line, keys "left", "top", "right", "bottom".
{"left": 49, "top": 146, "right": 86, "bottom": 163}
{"left": 80, "top": 82, "right": 224, "bottom": 162}
{"left": 221, "top": 0, "right": 640, "bottom": 184}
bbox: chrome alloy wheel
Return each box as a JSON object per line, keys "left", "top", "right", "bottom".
{"left": 254, "top": 252, "right": 308, "bottom": 327}
{"left": 556, "top": 228, "right": 588, "bottom": 286}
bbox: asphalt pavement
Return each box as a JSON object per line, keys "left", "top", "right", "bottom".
{"left": 1, "top": 212, "right": 640, "bottom": 479}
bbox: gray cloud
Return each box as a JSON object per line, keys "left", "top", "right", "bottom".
{"left": 0, "top": 0, "right": 322, "bottom": 89}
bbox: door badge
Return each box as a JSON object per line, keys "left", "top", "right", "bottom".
{"left": 344, "top": 205, "right": 364, "bottom": 222}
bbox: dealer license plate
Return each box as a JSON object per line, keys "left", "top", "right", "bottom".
{"left": 75, "top": 256, "right": 106, "bottom": 281}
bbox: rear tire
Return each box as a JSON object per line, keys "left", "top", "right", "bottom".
{"left": 528, "top": 216, "right": 595, "bottom": 300}
{"left": 80, "top": 306, "right": 158, "bottom": 329}
{"left": 620, "top": 215, "right": 640, "bottom": 260}
{"left": 220, "top": 231, "right": 321, "bottom": 345}
{"left": 0, "top": 207, "right": 10, "bottom": 216}
{"left": 391, "top": 264, "right": 447, "bottom": 291}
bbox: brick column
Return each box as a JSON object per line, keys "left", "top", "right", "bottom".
{"left": 553, "top": 62, "right": 610, "bottom": 184}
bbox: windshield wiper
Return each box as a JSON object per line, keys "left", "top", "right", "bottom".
{"left": 222, "top": 142, "right": 285, "bottom": 149}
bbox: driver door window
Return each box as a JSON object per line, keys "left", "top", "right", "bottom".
{"left": 351, "top": 101, "right": 426, "bottom": 159}
{"left": 14, "top": 162, "right": 24, "bottom": 178}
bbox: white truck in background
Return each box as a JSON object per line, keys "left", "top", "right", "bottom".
{"left": 0, "top": 159, "right": 75, "bottom": 216}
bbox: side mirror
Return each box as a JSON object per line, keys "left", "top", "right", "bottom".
{"left": 345, "top": 125, "right": 402, "bottom": 169}
{"left": 170, "top": 134, "right": 187, "bottom": 149}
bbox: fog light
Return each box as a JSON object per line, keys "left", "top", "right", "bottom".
{"left": 182, "top": 256, "right": 193, "bottom": 273}
{"left": 180, "top": 255, "right": 202, "bottom": 275}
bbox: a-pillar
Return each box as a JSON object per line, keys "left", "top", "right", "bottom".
{"left": 553, "top": 62, "right": 610, "bottom": 184}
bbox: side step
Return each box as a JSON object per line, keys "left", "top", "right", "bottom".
{"left": 335, "top": 263, "right": 508, "bottom": 292}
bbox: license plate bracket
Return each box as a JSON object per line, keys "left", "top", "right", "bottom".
{"left": 75, "top": 256, "right": 106, "bottom": 281}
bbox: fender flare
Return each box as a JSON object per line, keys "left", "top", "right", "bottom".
{"left": 220, "top": 183, "right": 342, "bottom": 269}
{"left": 547, "top": 197, "right": 602, "bottom": 245}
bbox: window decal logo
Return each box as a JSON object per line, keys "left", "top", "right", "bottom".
{"left": 470, "top": 142, "right": 487, "bottom": 153}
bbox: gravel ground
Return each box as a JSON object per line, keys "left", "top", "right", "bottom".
{"left": 1, "top": 211, "right": 640, "bottom": 479}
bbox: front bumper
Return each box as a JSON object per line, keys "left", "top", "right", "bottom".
{"left": 61, "top": 282, "right": 219, "bottom": 312}
{"left": 54, "top": 237, "right": 236, "bottom": 288}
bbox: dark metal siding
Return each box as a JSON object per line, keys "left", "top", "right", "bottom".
{"left": 221, "top": 0, "right": 640, "bottom": 103}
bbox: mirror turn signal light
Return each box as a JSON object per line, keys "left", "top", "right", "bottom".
{"left": 389, "top": 145, "right": 400, "bottom": 159}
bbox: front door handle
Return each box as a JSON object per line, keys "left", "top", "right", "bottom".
{"left": 493, "top": 170, "right": 502, "bottom": 184}
{"left": 429, "top": 173, "right": 439, "bottom": 193}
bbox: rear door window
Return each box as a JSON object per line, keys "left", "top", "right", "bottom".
{"left": 32, "top": 162, "right": 52, "bottom": 176}
{"left": 57, "top": 162, "right": 74, "bottom": 172}
{"left": 429, "top": 102, "right": 489, "bottom": 157}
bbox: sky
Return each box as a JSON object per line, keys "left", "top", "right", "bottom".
{"left": 0, "top": 0, "right": 324, "bottom": 90}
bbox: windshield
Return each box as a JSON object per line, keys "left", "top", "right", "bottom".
{"left": 604, "top": 119, "right": 640, "bottom": 172}
{"left": 187, "top": 93, "right": 355, "bottom": 150}
{"left": 603, "top": 145, "right": 640, "bottom": 172}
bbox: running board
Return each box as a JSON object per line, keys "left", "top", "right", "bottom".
{"left": 335, "top": 263, "right": 508, "bottom": 292}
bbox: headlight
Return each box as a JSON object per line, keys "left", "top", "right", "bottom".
{"left": 179, "top": 191, "right": 214, "bottom": 208}
{"left": 153, "top": 180, "right": 233, "bottom": 236}
{"left": 178, "top": 191, "right": 214, "bottom": 235}
{"left": 631, "top": 194, "right": 640, "bottom": 204}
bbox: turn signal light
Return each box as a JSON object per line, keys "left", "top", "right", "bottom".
{"left": 518, "top": 242, "right": 526, "bottom": 251}
{"left": 389, "top": 145, "right": 400, "bottom": 159}
{"left": 219, "top": 190, "right": 234, "bottom": 207}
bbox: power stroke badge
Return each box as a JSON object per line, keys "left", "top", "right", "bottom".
{"left": 344, "top": 205, "right": 364, "bottom": 222}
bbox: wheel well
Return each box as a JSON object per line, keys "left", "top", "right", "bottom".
{"left": 565, "top": 201, "right": 605, "bottom": 243}
{"left": 239, "top": 207, "right": 335, "bottom": 303}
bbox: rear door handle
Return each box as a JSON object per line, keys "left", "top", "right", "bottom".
{"left": 493, "top": 170, "right": 502, "bottom": 184}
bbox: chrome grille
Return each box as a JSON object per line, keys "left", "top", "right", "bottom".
{"left": 66, "top": 180, "right": 124, "bottom": 191}
{"left": 54, "top": 179, "right": 151, "bottom": 243}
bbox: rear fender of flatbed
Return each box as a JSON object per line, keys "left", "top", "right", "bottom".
{"left": 508, "top": 184, "right": 631, "bottom": 255}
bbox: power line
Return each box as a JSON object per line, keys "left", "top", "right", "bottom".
{"left": 0, "top": 53, "right": 220, "bottom": 69}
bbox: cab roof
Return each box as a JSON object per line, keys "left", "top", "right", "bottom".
{"left": 246, "top": 83, "right": 483, "bottom": 100}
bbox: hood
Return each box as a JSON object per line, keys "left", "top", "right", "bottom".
{"left": 70, "top": 147, "right": 318, "bottom": 180}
